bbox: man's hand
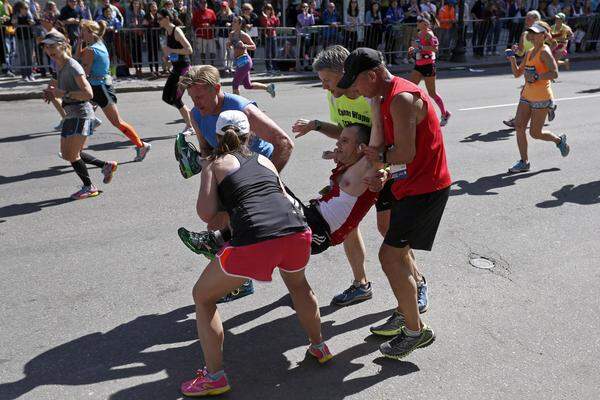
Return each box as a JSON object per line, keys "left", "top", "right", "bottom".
{"left": 292, "top": 118, "right": 315, "bottom": 138}
{"left": 363, "top": 169, "right": 388, "bottom": 192}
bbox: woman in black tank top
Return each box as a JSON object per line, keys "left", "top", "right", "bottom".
{"left": 157, "top": 8, "right": 194, "bottom": 135}
{"left": 179, "top": 110, "right": 332, "bottom": 396}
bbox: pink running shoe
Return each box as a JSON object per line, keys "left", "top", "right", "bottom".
{"left": 181, "top": 368, "right": 231, "bottom": 397}
{"left": 71, "top": 185, "right": 99, "bottom": 200}
{"left": 102, "top": 161, "right": 118, "bottom": 184}
{"left": 307, "top": 342, "right": 334, "bottom": 364}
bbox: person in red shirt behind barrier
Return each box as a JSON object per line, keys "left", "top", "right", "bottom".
{"left": 192, "top": 0, "right": 216, "bottom": 64}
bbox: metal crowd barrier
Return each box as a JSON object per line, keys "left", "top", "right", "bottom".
{"left": 1, "top": 14, "right": 599, "bottom": 77}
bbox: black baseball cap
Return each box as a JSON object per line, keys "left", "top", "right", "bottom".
{"left": 337, "top": 47, "right": 384, "bottom": 89}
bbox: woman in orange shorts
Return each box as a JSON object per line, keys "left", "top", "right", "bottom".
{"left": 506, "top": 21, "right": 570, "bottom": 174}
{"left": 179, "top": 110, "right": 332, "bottom": 397}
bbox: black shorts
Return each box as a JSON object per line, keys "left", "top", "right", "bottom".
{"left": 375, "top": 180, "right": 395, "bottom": 212}
{"left": 414, "top": 63, "right": 436, "bottom": 77}
{"left": 91, "top": 84, "right": 117, "bottom": 108}
{"left": 384, "top": 186, "right": 450, "bottom": 251}
{"left": 284, "top": 186, "right": 332, "bottom": 255}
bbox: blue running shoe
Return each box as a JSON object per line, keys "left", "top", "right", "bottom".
{"left": 508, "top": 160, "right": 531, "bottom": 173}
{"left": 331, "top": 281, "right": 372, "bottom": 306}
{"left": 217, "top": 280, "right": 254, "bottom": 304}
{"left": 417, "top": 276, "right": 428, "bottom": 314}
{"left": 557, "top": 134, "right": 570, "bottom": 157}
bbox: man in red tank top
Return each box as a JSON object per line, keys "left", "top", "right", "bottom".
{"left": 338, "top": 47, "right": 452, "bottom": 360}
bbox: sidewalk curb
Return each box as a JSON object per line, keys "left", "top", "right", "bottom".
{"left": 1, "top": 54, "right": 598, "bottom": 101}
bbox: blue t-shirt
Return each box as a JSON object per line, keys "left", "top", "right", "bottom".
{"left": 191, "top": 93, "right": 274, "bottom": 158}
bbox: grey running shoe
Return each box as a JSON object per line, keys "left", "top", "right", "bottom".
{"left": 331, "top": 281, "right": 373, "bottom": 306}
{"left": 548, "top": 104, "right": 557, "bottom": 122}
{"left": 380, "top": 325, "right": 436, "bottom": 360}
{"left": 370, "top": 310, "right": 405, "bottom": 337}
{"left": 508, "top": 160, "right": 531, "bottom": 174}
{"left": 266, "top": 83, "right": 276, "bottom": 98}
{"left": 557, "top": 134, "right": 570, "bottom": 157}
{"left": 134, "top": 142, "right": 152, "bottom": 162}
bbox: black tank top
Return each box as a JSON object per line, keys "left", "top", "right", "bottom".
{"left": 166, "top": 26, "right": 189, "bottom": 66}
{"left": 217, "top": 152, "right": 308, "bottom": 246}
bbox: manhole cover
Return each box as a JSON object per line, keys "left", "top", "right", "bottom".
{"left": 469, "top": 257, "right": 495, "bottom": 269}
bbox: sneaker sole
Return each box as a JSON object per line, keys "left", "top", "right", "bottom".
{"left": 331, "top": 292, "right": 373, "bottom": 307}
{"left": 308, "top": 350, "right": 334, "bottom": 364}
{"left": 370, "top": 327, "right": 403, "bottom": 337}
{"left": 72, "top": 191, "right": 100, "bottom": 200}
{"left": 181, "top": 385, "right": 231, "bottom": 397}
{"left": 381, "top": 332, "right": 436, "bottom": 360}
{"left": 177, "top": 229, "right": 217, "bottom": 260}
{"left": 216, "top": 289, "right": 254, "bottom": 304}
{"left": 419, "top": 303, "right": 429, "bottom": 314}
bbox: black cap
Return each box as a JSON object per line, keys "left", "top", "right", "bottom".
{"left": 337, "top": 47, "right": 383, "bottom": 89}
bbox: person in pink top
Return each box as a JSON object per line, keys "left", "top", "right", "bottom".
{"left": 407, "top": 12, "right": 451, "bottom": 127}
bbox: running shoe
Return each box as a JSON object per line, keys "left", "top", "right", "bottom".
{"left": 134, "top": 142, "right": 152, "bottom": 162}
{"left": 181, "top": 126, "right": 195, "bottom": 136}
{"left": 217, "top": 280, "right": 254, "bottom": 304}
{"left": 71, "top": 185, "right": 100, "bottom": 200}
{"left": 508, "top": 160, "right": 531, "bottom": 174}
{"left": 174, "top": 133, "right": 202, "bottom": 179}
{"left": 92, "top": 116, "right": 102, "bottom": 130}
{"left": 557, "top": 134, "right": 570, "bottom": 157}
{"left": 331, "top": 281, "right": 372, "bottom": 306}
{"left": 266, "top": 83, "right": 276, "bottom": 98}
{"left": 102, "top": 161, "right": 118, "bottom": 184}
{"left": 370, "top": 310, "right": 405, "bottom": 337}
{"left": 54, "top": 120, "right": 64, "bottom": 131}
{"left": 548, "top": 104, "right": 557, "bottom": 122}
{"left": 502, "top": 118, "right": 515, "bottom": 128}
{"left": 379, "top": 325, "right": 436, "bottom": 360}
{"left": 177, "top": 228, "right": 220, "bottom": 260}
{"left": 440, "top": 111, "right": 452, "bottom": 127}
{"left": 307, "top": 342, "right": 334, "bottom": 364}
{"left": 417, "top": 276, "right": 429, "bottom": 314}
{"left": 180, "top": 367, "right": 231, "bottom": 397}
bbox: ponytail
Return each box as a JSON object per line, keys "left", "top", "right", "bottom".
{"left": 96, "top": 20, "right": 107, "bottom": 39}
{"left": 212, "top": 130, "right": 250, "bottom": 159}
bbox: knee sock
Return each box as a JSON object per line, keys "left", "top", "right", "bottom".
{"left": 432, "top": 94, "right": 447, "bottom": 116}
{"left": 118, "top": 121, "right": 143, "bottom": 148}
{"left": 71, "top": 159, "right": 92, "bottom": 187}
{"left": 80, "top": 152, "right": 105, "bottom": 168}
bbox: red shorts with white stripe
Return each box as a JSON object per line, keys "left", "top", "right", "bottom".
{"left": 216, "top": 230, "right": 312, "bottom": 282}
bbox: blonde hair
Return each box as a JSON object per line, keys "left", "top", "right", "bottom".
{"left": 212, "top": 128, "right": 250, "bottom": 159}
{"left": 81, "top": 19, "right": 107, "bottom": 42}
{"left": 179, "top": 65, "right": 221, "bottom": 91}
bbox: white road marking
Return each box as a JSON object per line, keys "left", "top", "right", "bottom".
{"left": 459, "top": 94, "right": 600, "bottom": 111}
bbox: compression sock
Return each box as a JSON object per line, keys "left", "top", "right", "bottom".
{"left": 80, "top": 152, "right": 105, "bottom": 168}
{"left": 71, "top": 158, "right": 92, "bottom": 186}
{"left": 118, "top": 121, "right": 143, "bottom": 148}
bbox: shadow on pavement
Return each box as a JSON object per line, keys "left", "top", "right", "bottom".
{"left": 460, "top": 129, "right": 514, "bottom": 143}
{"left": 85, "top": 135, "right": 175, "bottom": 152}
{"left": 0, "top": 296, "right": 416, "bottom": 400}
{"left": 536, "top": 180, "right": 600, "bottom": 208}
{"left": 577, "top": 87, "right": 600, "bottom": 94}
{"left": 0, "top": 131, "right": 58, "bottom": 143}
{"left": 0, "top": 165, "right": 72, "bottom": 186}
{"left": 450, "top": 168, "right": 560, "bottom": 196}
{"left": 0, "top": 196, "right": 74, "bottom": 219}
{"left": 165, "top": 119, "right": 185, "bottom": 125}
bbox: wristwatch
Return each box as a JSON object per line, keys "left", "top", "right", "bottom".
{"left": 313, "top": 119, "right": 322, "bottom": 132}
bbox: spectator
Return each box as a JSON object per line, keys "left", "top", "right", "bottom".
{"left": 274, "top": 39, "right": 296, "bottom": 71}
{"left": 384, "top": 0, "right": 403, "bottom": 64}
{"left": 260, "top": 2, "right": 279, "bottom": 74}
{"left": 505, "top": 0, "right": 526, "bottom": 49}
{"left": 285, "top": 0, "right": 301, "bottom": 27}
{"left": 126, "top": 0, "right": 145, "bottom": 77}
{"left": 309, "top": 0, "right": 321, "bottom": 24}
{"left": 402, "top": 0, "right": 419, "bottom": 63}
{"left": 471, "top": 0, "right": 487, "bottom": 57}
{"left": 97, "top": 5, "right": 122, "bottom": 66}
{"left": 44, "top": 1, "right": 60, "bottom": 19}
{"left": 484, "top": 0, "right": 503, "bottom": 55}
{"left": 240, "top": 3, "right": 259, "bottom": 59}
{"left": 192, "top": 0, "right": 216, "bottom": 64}
{"left": 76, "top": 0, "right": 92, "bottom": 21}
{"left": 59, "top": 0, "right": 83, "bottom": 45}
{"left": 539, "top": 0, "right": 549, "bottom": 18}
{"left": 365, "top": 1, "right": 384, "bottom": 51}
{"left": 174, "top": 0, "right": 190, "bottom": 26}
{"left": 344, "top": 0, "right": 361, "bottom": 51}
{"left": 568, "top": 0, "right": 585, "bottom": 17}
{"left": 12, "top": 0, "right": 35, "bottom": 81}
{"left": 547, "top": 0, "right": 560, "bottom": 17}
{"left": 93, "top": 0, "right": 123, "bottom": 22}
{"left": 229, "top": 0, "right": 241, "bottom": 15}
{"left": 437, "top": 0, "right": 456, "bottom": 59}
{"left": 321, "top": 2, "right": 340, "bottom": 48}
{"left": 297, "top": 2, "right": 315, "bottom": 68}
{"left": 420, "top": 0, "right": 437, "bottom": 15}
{"left": 1, "top": 0, "right": 16, "bottom": 77}
{"left": 216, "top": 1, "right": 234, "bottom": 71}
{"left": 143, "top": 1, "right": 161, "bottom": 77}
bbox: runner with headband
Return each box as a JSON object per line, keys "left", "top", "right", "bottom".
{"left": 77, "top": 19, "right": 151, "bottom": 162}
{"left": 407, "top": 12, "right": 451, "bottom": 127}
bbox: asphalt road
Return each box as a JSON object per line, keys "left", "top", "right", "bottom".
{"left": 1, "top": 62, "right": 600, "bottom": 400}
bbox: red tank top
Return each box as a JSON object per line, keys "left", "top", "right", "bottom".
{"left": 317, "top": 163, "right": 378, "bottom": 245}
{"left": 381, "top": 76, "right": 452, "bottom": 200}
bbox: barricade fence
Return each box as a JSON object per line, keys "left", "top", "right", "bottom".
{"left": 1, "top": 14, "right": 599, "bottom": 76}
